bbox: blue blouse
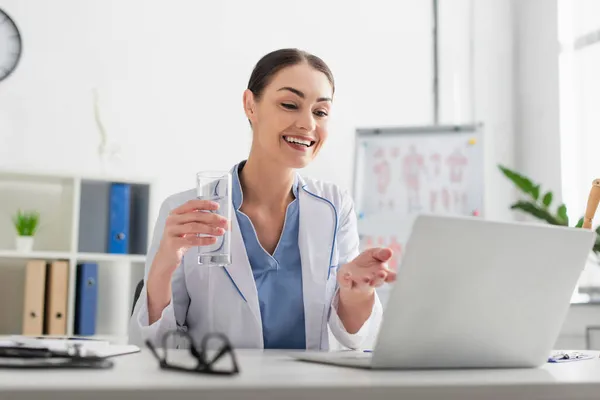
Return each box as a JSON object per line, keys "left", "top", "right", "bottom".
{"left": 231, "top": 161, "right": 306, "bottom": 349}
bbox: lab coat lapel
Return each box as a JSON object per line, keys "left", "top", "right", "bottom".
{"left": 223, "top": 211, "right": 263, "bottom": 335}
{"left": 298, "top": 181, "right": 337, "bottom": 350}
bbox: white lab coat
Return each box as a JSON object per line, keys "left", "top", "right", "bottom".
{"left": 128, "top": 173, "right": 382, "bottom": 350}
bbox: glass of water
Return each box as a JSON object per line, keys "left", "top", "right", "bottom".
{"left": 196, "top": 171, "right": 232, "bottom": 267}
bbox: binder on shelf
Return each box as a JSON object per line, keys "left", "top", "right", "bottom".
{"left": 22, "top": 260, "right": 47, "bottom": 336}
{"left": 74, "top": 262, "right": 98, "bottom": 336}
{"left": 44, "top": 260, "right": 69, "bottom": 335}
{"left": 78, "top": 181, "right": 110, "bottom": 254}
{"left": 108, "top": 182, "right": 131, "bottom": 254}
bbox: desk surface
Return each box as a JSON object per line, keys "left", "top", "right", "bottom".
{"left": 2, "top": 349, "right": 600, "bottom": 400}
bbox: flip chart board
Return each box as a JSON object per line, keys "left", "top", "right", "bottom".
{"left": 352, "top": 124, "right": 484, "bottom": 271}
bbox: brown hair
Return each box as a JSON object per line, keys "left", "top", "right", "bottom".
{"left": 247, "top": 48, "right": 335, "bottom": 100}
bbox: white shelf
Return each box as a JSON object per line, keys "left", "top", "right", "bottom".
{"left": 0, "top": 168, "right": 155, "bottom": 186}
{"left": 0, "top": 250, "right": 146, "bottom": 263}
{"left": 75, "top": 252, "right": 146, "bottom": 263}
{"left": 0, "top": 169, "right": 153, "bottom": 341}
{"left": 0, "top": 250, "right": 71, "bottom": 260}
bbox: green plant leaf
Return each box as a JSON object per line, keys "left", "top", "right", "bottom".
{"left": 531, "top": 185, "right": 540, "bottom": 201}
{"left": 498, "top": 165, "right": 537, "bottom": 199}
{"left": 557, "top": 204, "right": 569, "bottom": 226}
{"left": 575, "top": 217, "right": 584, "bottom": 228}
{"left": 510, "top": 201, "right": 564, "bottom": 225}
{"left": 542, "top": 192, "right": 553, "bottom": 208}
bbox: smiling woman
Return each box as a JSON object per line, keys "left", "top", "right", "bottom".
{"left": 243, "top": 50, "right": 334, "bottom": 169}
{"left": 129, "top": 48, "right": 396, "bottom": 352}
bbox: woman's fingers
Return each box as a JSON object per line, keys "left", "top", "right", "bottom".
{"left": 165, "top": 211, "right": 229, "bottom": 240}
{"left": 171, "top": 199, "right": 220, "bottom": 215}
{"left": 345, "top": 272, "right": 377, "bottom": 290}
{"left": 338, "top": 271, "right": 353, "bottom": 290}
{"left": 168, "top": 211, "right": 228, "bottom": 229}
{"left": 385, "top": 269, "right": 397, "bottom": 283}
{"left": 180, "top": 235, "right": 218, "bottom": 247}
{"left": 169, "top": 222, "right": 225, "bottom": 237}
{"left": 369, "top": 270, "right": 388, "bottom": 287}
{"left": 346, "top": 264, "right": 394, "bottom": 289}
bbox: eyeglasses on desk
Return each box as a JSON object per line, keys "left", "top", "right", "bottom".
{"left": 146, "top": 331, "right": 240, "bottom": 375}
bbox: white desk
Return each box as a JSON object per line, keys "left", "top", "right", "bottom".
{"left": 2, "top": 349, "right": 600, "bottom": 400}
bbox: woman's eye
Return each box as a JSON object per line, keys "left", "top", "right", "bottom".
{"left": 314, "top": 110, "right": 328, "bottom": 117}
{"left": 281, "top": 103, "right": 298, "bottom": 110}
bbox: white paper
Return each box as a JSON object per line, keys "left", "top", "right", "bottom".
{"left": 1, "top": 336, "right": 139, "bottom": 358}
{"left": 7, "top": 336, "right": 110, "bottom": 351}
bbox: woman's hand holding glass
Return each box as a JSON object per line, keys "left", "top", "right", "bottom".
{"left": 151, "top": 199, "right": 230, "bottom": 277}
{"left": 146, "top": 199, "right": 230, "bottom": 324}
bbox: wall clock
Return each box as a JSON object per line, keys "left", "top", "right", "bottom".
{"left": 0, "top": 8, "right": 22, "bottom": 82}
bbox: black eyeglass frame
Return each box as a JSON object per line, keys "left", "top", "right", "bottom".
{"left": 146, "top": 331, "right": 240, "bottom": 375}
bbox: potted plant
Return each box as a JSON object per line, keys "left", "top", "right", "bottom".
{"left": 498, "top": 166, "right": 600, "bottom": 300}
{"left": 498, "top": 165, "right": 600, "bottom": 252}
{"left": 12, "top": 209, "right": 40, "bottom": 252}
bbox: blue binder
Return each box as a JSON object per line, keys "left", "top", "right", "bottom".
{"left": 107, "top": 183, "right": 131, "bottom": 254}
{"left": 74, "top": 263, "right": 98, "bottom": 336}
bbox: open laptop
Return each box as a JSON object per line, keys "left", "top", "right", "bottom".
{"left": 293, "top": 214, "right": 597, "bottom": 369}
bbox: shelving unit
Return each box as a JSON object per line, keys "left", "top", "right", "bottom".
{"left": 0, "top": 170, "right": 154, "bottom": 344}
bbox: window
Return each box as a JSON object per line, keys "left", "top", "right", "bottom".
{"left": 558, "top": 0, "right": 600, "bottom": 223}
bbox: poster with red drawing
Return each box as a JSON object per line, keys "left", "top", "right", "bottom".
{"left": 353, "top": 127, "right": 484, "bottom": 269}
{"left": 447, "top": 148, "right": 469, "bottom": 183}
{"left": 402, "top": 145, "right": 425, "bottom": 213}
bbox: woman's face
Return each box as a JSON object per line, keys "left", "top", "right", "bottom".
{"left": 244, "top": 62, "right": 333, "bottom": 169}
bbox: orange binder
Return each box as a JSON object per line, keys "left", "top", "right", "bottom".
{"left": 44, "top": 260, "right": 69, "bottom": 335}
{"left": 22, "top": 260, "right": 47, "bottom": 336}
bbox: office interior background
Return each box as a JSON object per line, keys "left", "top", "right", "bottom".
{"left": 0, "top": 0, "right": 599, "bottom": 349}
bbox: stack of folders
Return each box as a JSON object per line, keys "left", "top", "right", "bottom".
{"left": 22, "top": 261, "right": 98, "bottom": 337}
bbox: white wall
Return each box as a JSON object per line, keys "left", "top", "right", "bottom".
{"left": 513, "top": 0, "right": 563, "bottom": 208}
{"left": 439, "top": 0, "right": 563, "bottom": 223}
{"left": 439, "top": 0, "right": 517, "bottom": 222}
{"left": 0, "top": 0, "right": 433, "bottom": 229}
{"left": 438, "top": 0, "right": 473, "bottom": 125}
{"left": 558, "top": 0, "right": 600, "bottom": 224}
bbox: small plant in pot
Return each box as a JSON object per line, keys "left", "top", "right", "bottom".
{"left": 12, "top": 209, "right": 40, "bottom": 252}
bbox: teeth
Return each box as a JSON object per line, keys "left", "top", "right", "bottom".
{"left": 284, "top": 136, "right": 313, "bottom": 147}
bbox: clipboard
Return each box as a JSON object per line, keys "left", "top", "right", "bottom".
{"left": 0, "top": 356, "right": 113, "bottom": 369}
{"left": 0, "top": 345, "right": 113, "bottom": 369}
{"left": 0, "top": 339, "right": 139, "bottom": 369}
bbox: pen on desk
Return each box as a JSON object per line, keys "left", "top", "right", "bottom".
{"left": 363, "top": 350, "right": 372, "bottom": 353}
{"left": 31, "top": 336, "right": 101, "bottom": 341}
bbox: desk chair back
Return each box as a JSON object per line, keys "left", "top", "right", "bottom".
{"left": 131, "top": 279, "right": 144, "bottom": 316}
